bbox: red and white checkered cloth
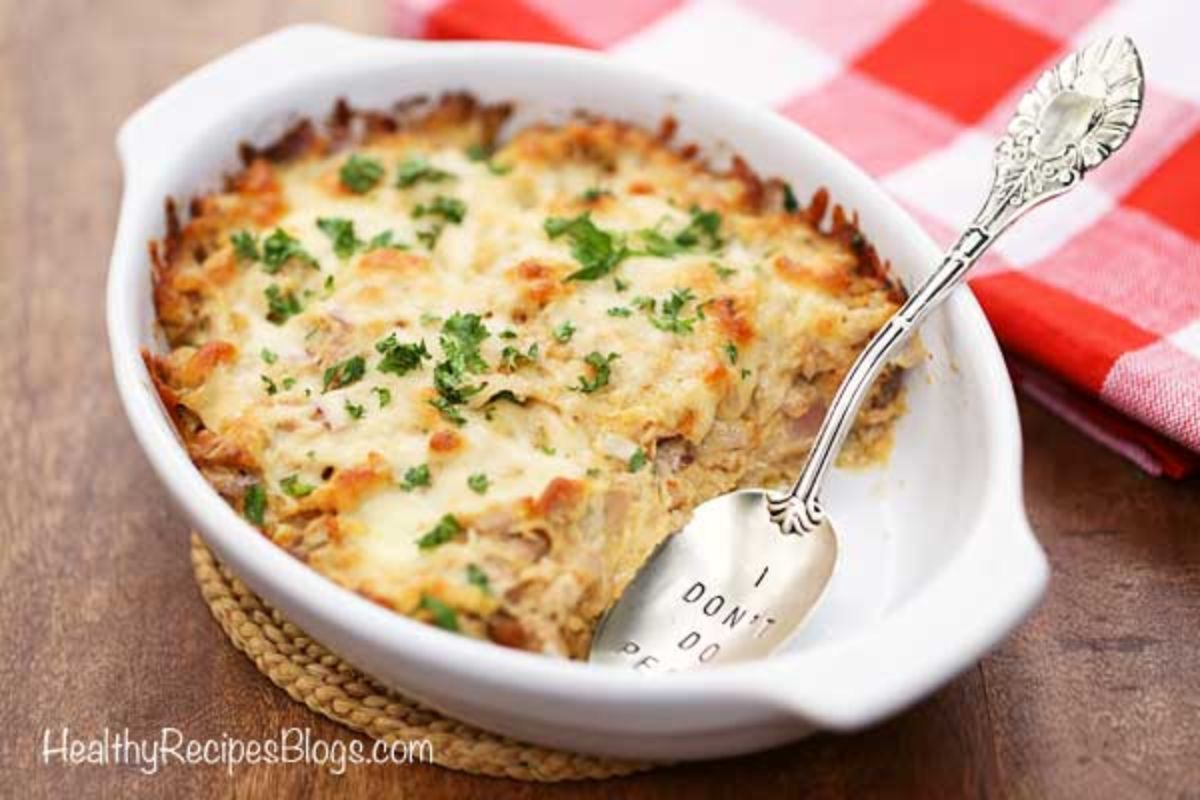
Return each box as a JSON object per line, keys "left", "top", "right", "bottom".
{"left": 389, "top": 0, "right": 1200, "bottom": 477}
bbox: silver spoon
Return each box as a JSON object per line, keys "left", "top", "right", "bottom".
{"left": 590, "top": 36, "right": 1144, "bottom": 671}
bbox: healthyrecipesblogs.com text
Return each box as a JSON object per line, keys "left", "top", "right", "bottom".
{"left": 40, "top": 727, "right": 434, "bottom": 776}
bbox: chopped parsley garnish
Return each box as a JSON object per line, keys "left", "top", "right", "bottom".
{"left": 441, "top": 313, "right": 490, "bottom": 372}
{"left": 395, "top": 156, "right": 454, "bottom": 188}
{"left": 544, "top": 213, "right": 629, "bottom": 281}
{"left": 316, "top": 217, "right": 363, "bottom": 259}
{"left": 430, "top": 397, "right": 467, "bottom": 426}
{"left": 614, "top": 277, "right": 630, "bottom": 292}
{"left": 499, "top": 342, "right": 538, "bottom": 371}
{"left": 339, "top": 153, "right": 384, "bottom": 194}
{"left": 419, "top": 594, "right": 460, "bottom": 631}
{"left": 638, "top": 229, "right": 685, "bottom": 258}
{"left": 322, "top": 355, "right": 366, "bottom": 393}
{"left": 648, "top": 288, "right": 702, "bottom": 335}
{"left": 741, "top": 367, "right": 752, "bottom": 379}
{"left": 231, "top": 230, "right": 260, "bottom": 261}
{"left": 243, "top": 484, "right": 266, "bottom": 525}
{"left": 628, "top": 447, "right": 647, "bottom": 473}
{"left": 430, "top": 313, "right": 490, "bottom": 425}
{"left": 281, "top": 377, "right": 297, "bottom": 390}
{"left": 467, "top": 473, "right": 490, "bottom": 494}
{"left": 416, "top": 224, "right": 444, "bottom": 250}
{"left": 574, "top": 351, "right": 619, "bottom": 393}
{"left": 344, "top": 399, "right": 365, "bottom": 419}
{"left": 280, "top": 474, "right": 315, "bottom": 498}
{"left": 400, "top": 464, "right": 431, "bottom": 492}
{"left": 260, "top": 348, "right": 278, "bottom": 364}
{"left": 413, "top": 196, "right": 467, "bottom": 224}
{"left": 676, "top": 207, "right": 723, "bottom": 250}
{"left": 466, "top": 564, "right": 490, "bottom": 592}
{"left": 637, "top": 207, "right": 723, "bottom": 257}
{"left": 581, "top": 187, "right": 611, "bottom": 202}
{"left": 711, "top": 262, "right": 737, "bottom": 280}
{"left": 366, "top": 230, "right": 407, "bottom": 251}
{"left": 499, "top": 329, "right": 518, "bottom": 340}
{"left": 553, "top": 321, "right": 576, "bottom": 343}
{"left": 261, "top": 374, "right": 278, "bottom": 395}
{"left": 371, "top": 386, "right": 392, "bottom": 408}
{"left": 417, "top": 513, "right": 462, "bottom": 550}
{"left": 782, "top": 182, "right": 800, "bottom": 213}
{"left": 262, "top": 228, "right": 318, "bottom": 272}
{"left": 375, "top": 334, "right": 431, "bottom": 376}
{"left": 724, "top": 342, "right": 739, "bottom": 365}
{"left": 264, "top": 284, "right": 303, "bottom": 325}
{"left": 465, "top": 143, "right": 512, "bottom": 175}
{"left": 607, "top": 306, "right": 632, "bottom": 318}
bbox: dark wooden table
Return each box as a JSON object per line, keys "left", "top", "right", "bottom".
{"left": 2, "top": 2, "right": 1198, "bottom": 797}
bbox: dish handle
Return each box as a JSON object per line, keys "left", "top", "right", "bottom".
{"left": 762, "top": 484, "right": 1048, "bottom": 731}
{"left": 115, "top": 25, "right": 390, "bottom": 177}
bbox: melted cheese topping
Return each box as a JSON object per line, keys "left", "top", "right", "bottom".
{"left": 147, "top": 99, "right": 914, "bottom": 657}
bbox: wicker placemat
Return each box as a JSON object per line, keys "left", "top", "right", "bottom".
{"left": 189, "top": 534, "right": 655, "bottom": 781}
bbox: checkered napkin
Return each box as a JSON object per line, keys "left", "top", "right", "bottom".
{"left": 389, "top": 0, "right": 1200, "bottom": 477}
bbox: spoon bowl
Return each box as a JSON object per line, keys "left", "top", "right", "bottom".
{"left": 589, "top": 490, "right": 837, "bottom": 671}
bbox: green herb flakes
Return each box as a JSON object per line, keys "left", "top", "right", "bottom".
{"left": 231, "top": 230, "right": 260, "bottom": 261}
{"left": 574, "top": 351, "right": 619, "bottom": 394}
{"left": 280, "top": 475, "right": 315, "bottom": 498}
{"left": 465, "top": 143, "right": 512, "bottom": 175}
{"left": 264, "top": 284, "right": 302, "bottom": 325}
{"left": 544, "top": 213, "right": 629, "bottom": 281}
{"left": 316, "top": 217, "right": 363, "bottom": 259}
{"left": 400, "top": 464, "right": 432, "bottom": 492}
{"left": 366, "top": 230, "right": 407, "bottom": 251}
{"left": 430, "top": 313, "right": 490, "bottom": 426}
{"left": 648, "top": 288, "right": 702, "bottom": 335}
{"left": 243, "top": 484, "right": 266, "bottom": 525}
{"left": 262, "top": 228, "right": 318, "bottom": 272}
{"left": 322, "top": 356, "right": 366, "bottom": 392}
{"left": 419, "top": 594, "right": 460, "bottom": 631}
{"left": 466, "top": 564, "right": 490, "bottom": 592}
{"left": 339, "top": 153, "right": 384, "bottom": 194}
{"left": 413, "top": 195, "right": 467, "bottom": 224}
{"left": 395, "top": 156, "right": 454, "bottom": 188}
{"left": 375, "top": 334, "right": 432, "bottom": 376}
{"left": 553, "top": 321, "right": 576, "bottom": 343}
{"left": 710, "top": 262, "right": 737, "bottom": 280}
{"left": 418, "top": 513, "right": 462, "bottom": 550}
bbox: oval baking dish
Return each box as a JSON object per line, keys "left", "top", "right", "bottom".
{"left": 107, "top": 25, "right": 1047, "bottom": 760}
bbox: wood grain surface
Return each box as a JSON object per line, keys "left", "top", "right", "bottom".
{"left": 2, "top": 2, "right": 1198, "bottom": 797}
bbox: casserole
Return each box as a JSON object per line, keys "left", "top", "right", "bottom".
{"left": 108, "top": 25, "right": 1048, "bottom": 760}
{"left": 142, "top": 92, "right": 915, "bottom": 659}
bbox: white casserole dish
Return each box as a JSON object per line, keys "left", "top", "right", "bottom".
{"left": 107, "top": 25, "right": 1048, "bottom": 761}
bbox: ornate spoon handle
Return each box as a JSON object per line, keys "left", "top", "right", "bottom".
{"left": 768, "top": 36, "right": 1144, "bottom": 536}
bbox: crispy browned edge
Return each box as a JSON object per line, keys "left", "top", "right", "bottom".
{"left": 140, "top": 92, "right": 909, "bottom": 650}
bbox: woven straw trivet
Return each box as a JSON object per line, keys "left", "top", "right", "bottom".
{"left": 190, "top": 534, "right": 655, "bottom": 781}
